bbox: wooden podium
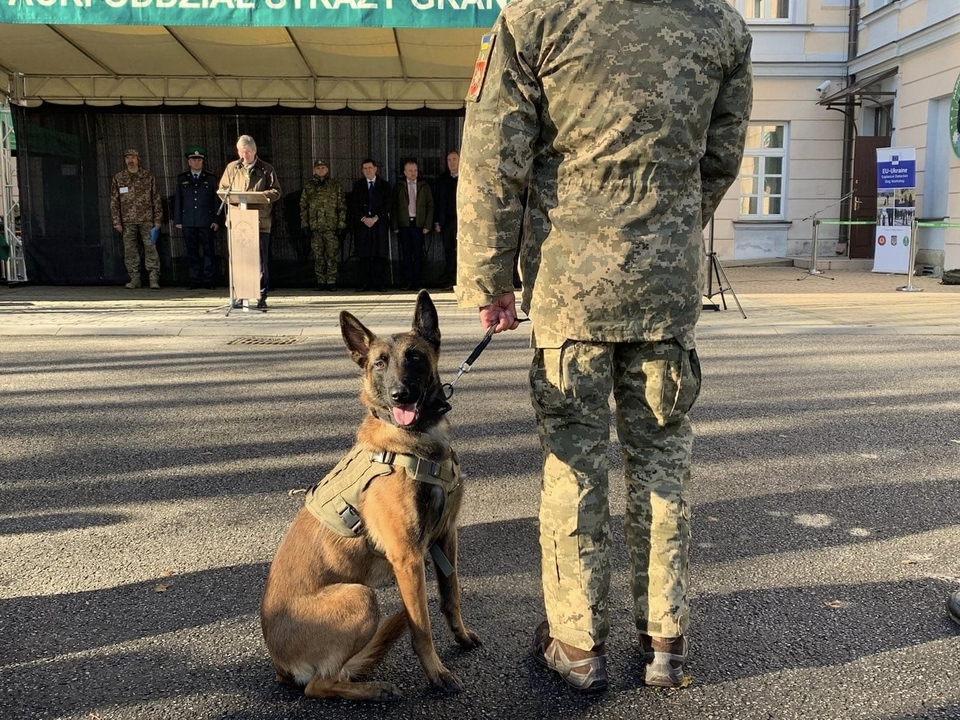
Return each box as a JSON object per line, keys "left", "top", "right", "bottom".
{"left": 217, "top": 190, "right": 270, "bottom": 309}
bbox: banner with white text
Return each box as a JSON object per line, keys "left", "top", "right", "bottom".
{"left": 872, "top": 146, "right": 916, "bottom": 274}
{"left": 0, "top": 0, "right": 504, "bottom": 28}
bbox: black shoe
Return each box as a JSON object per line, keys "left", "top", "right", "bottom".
{"left": 325, "top": 284, "right": 337, "bottom": 292}
{"left": 314, "top": 284, "right": 324, "bottom": 291}
{"left": 203, "top": 281, "right": 215, "bottom": 290}
{"left": 256, "top": 298, "right": 267, "bottom": 310}
{"left": 357, "top": 285, "right": 369, "bottom": 292}
{"left": 948, "top": 590, "right": 960, "bottom": 627}
{"left": 188, "top": 282, "right": 201, "bottom": 290}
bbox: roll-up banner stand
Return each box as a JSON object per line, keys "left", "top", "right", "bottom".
{"left": 872, "top": 147, "right": 916, "bottom": 274}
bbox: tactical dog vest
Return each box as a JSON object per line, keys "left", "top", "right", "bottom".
{"left": 303, "top": 445, "right": 460, "bottom": 572}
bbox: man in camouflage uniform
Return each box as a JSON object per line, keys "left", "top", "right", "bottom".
{"left": 299, "top": 160, "right": 346, "bottom": 290}
{"left": 456, "top": 0, "right": 753, "bottom": 692}
{"left": 110, "top": 149, "right": 163, "bottom": 289}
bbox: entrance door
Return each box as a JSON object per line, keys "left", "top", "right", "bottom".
{"left": 849, "top": 135, "right": 890, "bottom": 259}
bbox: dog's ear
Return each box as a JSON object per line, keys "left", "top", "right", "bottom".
{"left": 413, "top": 290, "right": 441, "bottom": 350}
{"left": 340, "top": 311, "right": 376, "bottom": 366}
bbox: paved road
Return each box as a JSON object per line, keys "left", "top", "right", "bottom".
{"left": 2, "top": 271, "right": 959, "bottom": 719}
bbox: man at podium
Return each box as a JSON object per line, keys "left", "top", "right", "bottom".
{"left": 219, "top": 135, "right": 281, "bottom": 309}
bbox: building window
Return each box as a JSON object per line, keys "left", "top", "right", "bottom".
{"left": 866, "top": 0, "right": 897, "bottom": 13}
{"left": 739, "top": 124, "right": 787, "bottom": 219}
{"left": 737, "top": 0, "right": 791, "bottom": 20}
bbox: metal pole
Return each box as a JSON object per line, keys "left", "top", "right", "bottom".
{"left": 806, "top": 219, "right": 824, "bottom": 276}
{"left": 897, "top": 216, "right": 923, "bottom": 292}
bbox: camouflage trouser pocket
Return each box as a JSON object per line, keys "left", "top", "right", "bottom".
{"left": 643, "top": 343, "right": 701, "bottom": 427}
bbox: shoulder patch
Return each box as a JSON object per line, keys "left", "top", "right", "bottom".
{"left": 467, "top": 34, "right": 496, "bottom": 103}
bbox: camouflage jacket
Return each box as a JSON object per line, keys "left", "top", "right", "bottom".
{"left": 456, "top": 0, "right": 753, "bottom": 349}
{"left": 218, "top": 158, "right": 281, "bottom": 232}
{"left": 299, "top": 177, "right": 346, "bottom": 232}
{"left": 110, "top": 169, "right": 162, "bottom": 226}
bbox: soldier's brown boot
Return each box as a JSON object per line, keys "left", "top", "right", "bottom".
{"left": 640, "top": 634, "right": 688, "bottom": 688}
{"left": 533, "top": 620, "right": 607, "bottom": 693}
{"left": 149, "top": 275, "right": 161, "bottom": 290}
{"left": 125, "top": 278, "right": 141, "bottom": 289}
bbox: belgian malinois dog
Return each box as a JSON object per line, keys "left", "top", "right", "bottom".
{"left": 260, "top": 290, "right": 481, "bottom": 701}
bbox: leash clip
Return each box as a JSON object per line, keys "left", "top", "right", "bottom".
{"left": 442, "top": 319, "right": 528, "bottom": 400}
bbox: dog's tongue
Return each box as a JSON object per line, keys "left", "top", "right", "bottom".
{"left": 392, "top": 404, "right": 417, "bottom": 426}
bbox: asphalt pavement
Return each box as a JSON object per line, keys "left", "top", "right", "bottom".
{"left": 2, "top": 266, "right": 959, "bottom": 719}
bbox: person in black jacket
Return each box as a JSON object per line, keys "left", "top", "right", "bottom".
{"left": 350, "top": 158, "right": 392, "bottom": 291}
{"left": 433, "top": 150, "right": 459, "bottom": 290}
{"left": 174, "top": 146, "right": 221, "bottom": 289}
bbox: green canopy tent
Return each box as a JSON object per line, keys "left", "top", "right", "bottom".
{"left": 0, "top": 3, "right": 501, "bottom": 285}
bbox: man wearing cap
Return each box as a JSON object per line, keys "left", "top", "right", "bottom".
{"left": 110, "top": 149, "right": 163, "bottom": 290}
{"left": 299, "top": 160, "right": 346, "bottom": 291}
{"left": 174, "top": 146, "right": 221, "bottom": 290}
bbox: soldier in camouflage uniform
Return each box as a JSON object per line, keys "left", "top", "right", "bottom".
{"left": 299, "top": 160, "right": 346, "bottom": 290}
{"left": 456, "top": 0, "right": 753, "bottom": 692}
{"left": 110, "top": 149, "right": 163, "bottom": 289}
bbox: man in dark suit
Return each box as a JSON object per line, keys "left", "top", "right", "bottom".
{"left": 174, "top": 145, "right": 221, "bottom": 289}
{"left": 350, "top": 158, "right": 392, "bottom": 291}
{"left": 433, "top": 150, "right": 459, "bottom": 290}
{"left": 391, "top": 159, "right": 434, "bottom": 290}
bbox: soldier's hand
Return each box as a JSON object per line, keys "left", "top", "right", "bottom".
{"left": 211, "top": 223, "right": 219, "bottom": 231}
{"left": 113, "top": 224, "right": 122, "bottom": 232}
{"left": 434, "top": 223, "right": 441, "bottom": 233}
{"left": 479, "top": 292, "right": 519, "bottom": 334}
{"left": 175, "top": 223, "right": 182, "bottom": 230}
{"left": 154, "top": 222, "right": 162, "bottom": 229}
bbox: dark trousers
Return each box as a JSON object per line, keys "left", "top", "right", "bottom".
{"left": 398, "top": 223, "right": 424, "bottom": 289}
{"left": 183, "top": 226, "right": 215, "bottom": 283}
{"left": 259, "top": 232, "right": 271, "bottom": 299}
{"left": 440, "top": 221, "right": 457, "bottom": 287}
{"left": 354, "top": 221, "right": 387, "bottom": 289}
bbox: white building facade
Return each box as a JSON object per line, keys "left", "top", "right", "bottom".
{"left": 719, "top": 0, "right": 960, "bottom": 273}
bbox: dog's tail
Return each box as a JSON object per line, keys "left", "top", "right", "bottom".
{"left": 341, "top": 610, "right": 408, "bottom": 679}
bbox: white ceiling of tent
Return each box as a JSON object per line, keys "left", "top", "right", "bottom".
{"left": 0, "top": 25, "right": 486, "bottom": 109}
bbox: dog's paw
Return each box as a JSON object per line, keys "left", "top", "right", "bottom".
{"left": 374, "top": 682, "right": 403, "bottom": 701}
{"left": 455, "top": 629, "right": 483, "bottom": 650}
{"left": 431, "top": 669, "right": 464, "bottom": 694}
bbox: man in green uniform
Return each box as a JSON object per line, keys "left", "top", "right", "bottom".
{"left": 300, "top": 160, "right": 346, "bottom": 291}
{"left": 110, "top": 149, "right": 163, "bottom": 289}
{"left": 456, "top": 0, "right": 753, "bottom": 692}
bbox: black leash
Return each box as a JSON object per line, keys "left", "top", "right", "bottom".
{"left": 442, "top": 318, "right": 530, "bottom": 400}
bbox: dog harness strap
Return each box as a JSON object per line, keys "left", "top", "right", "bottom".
{"left": 373, "top": 451, "right": 458, "bottom": 487}
{"left": 429, "top": 543, "right": 455, "bottom": 578}
{"left": 304, "top": 445, "right": 391, "bottom": 538}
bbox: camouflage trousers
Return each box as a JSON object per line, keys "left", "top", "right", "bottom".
{"left": 310, "top": 230, "right": 339, "bottom": 286}
{"left": 530, "top": 339, "right": 700, "bottom": 651}
{"left": 122, "top": 222, "right": 160, "bottom": 282}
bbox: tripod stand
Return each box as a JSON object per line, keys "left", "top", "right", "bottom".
{"left": 702, "top": 219, "right": 746, "bottom": 319}
{"left": 796, "top": 192, "right": 855, "bottom": 282}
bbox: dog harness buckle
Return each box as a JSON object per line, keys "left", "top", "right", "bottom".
{"left": 338, "top": 504, "right": 364, "bottom": 535}
{"left": 371, "top": 450, "right": 396, "bottom": 465}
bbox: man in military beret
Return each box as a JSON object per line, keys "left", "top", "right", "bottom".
{"left": 110, "top": 149, "right": 163, "bottom": 289}
{"left": 456, "top": 0, "right": 753, "bottom": 693}
{"left": 299, "top": 159, "right": 346, "bottom": 291}
{"left": 174, "top": 146, "right": 221, "bottom": 289}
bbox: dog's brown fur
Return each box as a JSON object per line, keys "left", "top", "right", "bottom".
{"left": 260, "top": 291, "right": 481, "bottom": 701}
